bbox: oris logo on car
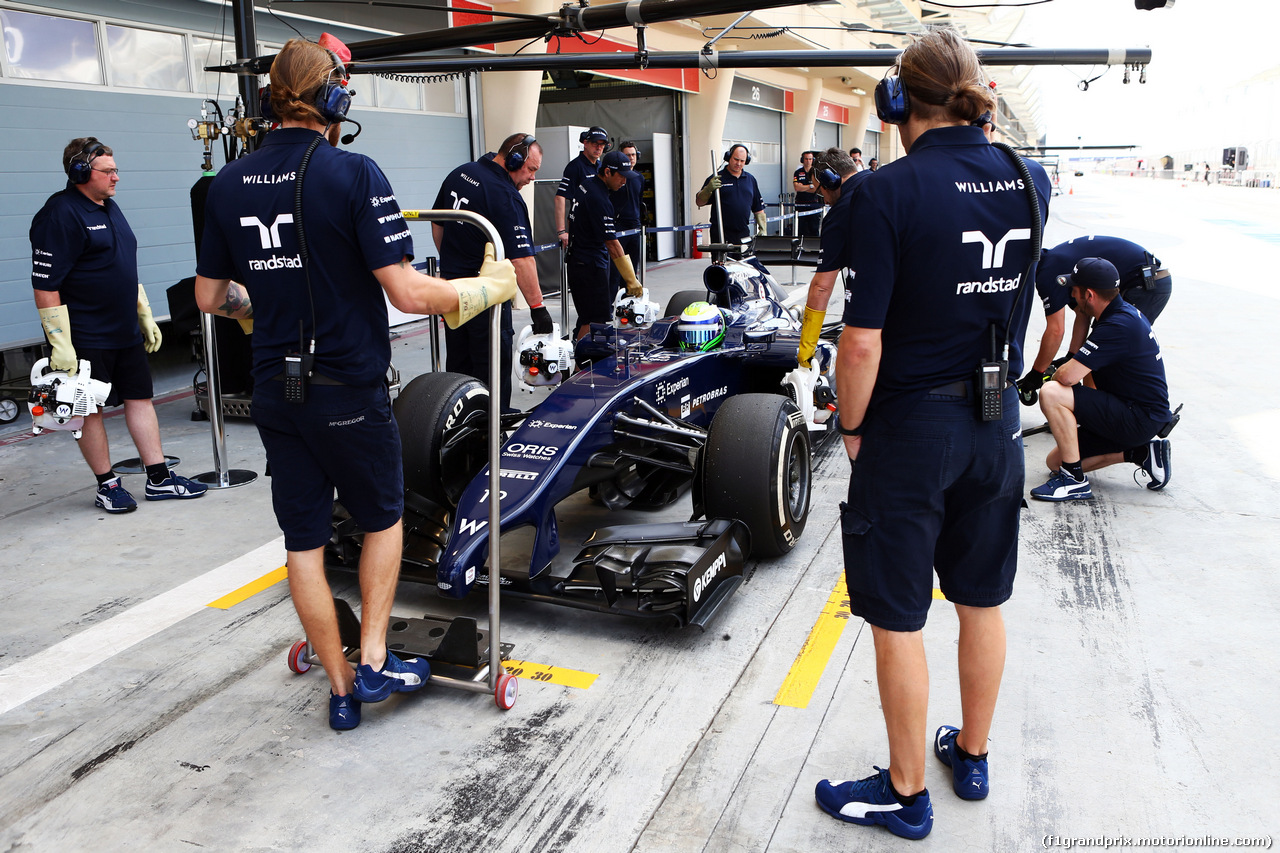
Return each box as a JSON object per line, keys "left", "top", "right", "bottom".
{"left": 503, "top": 443, "right": 559, "bottom": 461}
{"left": 691, "top": 551, "right": 728, "bottom": 603}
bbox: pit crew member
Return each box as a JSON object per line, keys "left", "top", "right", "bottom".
{"left": 817, "top": 28, "right": 1050, "bottom": 839}
{"left": 608, "top": 140, "right": 646, "bottom": 296}
{"left": 433, "top": 132, "right": 549, "bottom": 412}
{"left": 696, "top": 144, "right": 768, "bottom": 271}
{"left": 1030, "top": 258, "right": 1175, "bottom": 501}
{"left": 1017, "top": 235, "right": 1173, "bottom": 399}
{"left": 30, "top": 136, "right": 208, "bottom": 513}
{"left": 555, "top": 125, "right": 608, "bottom": 249}
{"left": 792, "top": 150, "right": 822, "bottom": 237}
{"left": 566, "top": 150, "right": 641, "bottom": 339}
{"left": 796, "top": 147, "right": 868, "bottom": 367}
{"left": 194, "top": 38, "right": 516, "bottom": 730}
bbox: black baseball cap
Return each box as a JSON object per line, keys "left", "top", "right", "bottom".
{"left": 598, "top": 150, "right": 632, "bottom": 173}
{"left": 582, "top": 126, "right": 609, "bottom": 144}
{"left": 1057, "top": 257, "right": 1120, "bottom": 292}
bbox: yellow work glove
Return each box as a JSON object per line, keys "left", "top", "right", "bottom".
{"left": 136, "top": 283, "right": 163, "bottom": 353}
{"left": 38, "top": 304, "right": 78, "bottom": 375}
{"left": 755, "top": 209, "right": 768, "bottom": 235}
{"left": 613, "top": 254, "right": 642, "bottom": 297}
{"left": 444, "top": 243, "right": 517, "bottom": 329}
{"left": 236, "top": 318, "right": 254, "bottom": 335}
{"left": 798, "top": 306, "right": 825, "bottom": 367}
{"left": 696, "top": 175, "right": 722, "bottom": 206}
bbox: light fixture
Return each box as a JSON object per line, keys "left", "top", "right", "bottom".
{"left": 852, "top": 87, "right": 867, "bottom": 95}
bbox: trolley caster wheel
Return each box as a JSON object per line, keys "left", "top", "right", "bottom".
{"left": 0, "top": 396, "right": 19, "bottom": 425}
{"left": 287, "top": 640, "right": 312, "bottom": 674}
{"left": 495, "top": 672, "right": 518, "bottom": 710}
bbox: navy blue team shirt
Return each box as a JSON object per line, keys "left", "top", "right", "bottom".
{"left": 566, "top": 175, "right": 616, "bottom": 267}
{"left": 705, "top": 167, "right": 764, "bottom": 244}
{"left": 196, "top": 127, "right": 411, "bottom": 387}
{"left": 843, "top": 125, "right": 1051, "bottom": 425}
{"left": 30, "top": 184, "right": 143, "bottom": 349}
{"left": 1074, "top": 296, "right": 1172, "bottom": 422}
{"left": 556, "top": 153, "right": 597, "bottom": 201}
{"left": 816, "top": 171, "right": 872, "bottom": 274}
{"left": 611, "top": 169, "right": 645, "bottom": 232}
{"left": 1035, "top": 235, "right": 1154, "bottom": 316}
{"left": 793, "top": 166, "right": 821, "bottom": 209}
{"left": 433, "top": 153, "right": 534, "bottom": 279}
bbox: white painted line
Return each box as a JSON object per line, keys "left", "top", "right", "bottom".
{"left": 0, "top": 538, "right": 286, "bottom": 717}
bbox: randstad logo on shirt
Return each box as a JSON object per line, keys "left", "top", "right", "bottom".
{"left": 249, "top": 254, "right": 303, "bottom": 271}
{"left": 956, "top": 273, "right": 1021, "bottom": 295}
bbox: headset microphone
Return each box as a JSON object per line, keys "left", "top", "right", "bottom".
{"left": 340, "top": 117, "right": 362, "bottom": 145}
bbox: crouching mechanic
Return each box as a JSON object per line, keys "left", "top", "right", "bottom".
{"left": 565, "top": 150, "right": 641, "bottom": 339}
{"left": 1017, "top": 235, "right": 1173, "bottom": 399}
{"left": 31, "top": 136, "right": 208, "bottom": 513}
{"left": 194, "top": 37, "right": 517, "bottom": 730}
{"left": 1031, "top": 258, "right": 1174, "bottom": 501}
{"left": 796, "top": 147, "right": 868, "bottom": 367}
{"left": 433, "top": 132, "right": 549, "bottom": 413}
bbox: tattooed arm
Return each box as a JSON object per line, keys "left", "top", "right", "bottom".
{"left": 194, "top": 276, "right": 252, "bottom": 319}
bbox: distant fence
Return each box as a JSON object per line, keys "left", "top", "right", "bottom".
{"left": 1098, "top": 167, "right": 1277, "bottom": 188}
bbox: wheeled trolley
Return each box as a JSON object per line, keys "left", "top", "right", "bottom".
{"left": 284, "top": 208, "right": 519, "bottom": 709}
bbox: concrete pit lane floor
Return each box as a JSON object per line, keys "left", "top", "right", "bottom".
{"left": 0, "top": 173, "right": 1276, "bottom": 851}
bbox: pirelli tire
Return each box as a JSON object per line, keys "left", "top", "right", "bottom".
{"left": 665, "top": 289, "right": 709, "bottom": 319}
{"left": 703, "top": 394, "right": 811, "bottom": 557}
{"left": 395, "top": 371, "right": 489, "bottom": 509}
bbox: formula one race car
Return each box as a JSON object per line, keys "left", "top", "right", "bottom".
{"left": 326, "top": 259, "right": 841, "bottom": 628}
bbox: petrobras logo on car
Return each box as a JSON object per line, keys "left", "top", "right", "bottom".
{"left": 465, "top": 567, "right": 476, "bottom": 586}
{"left": 692, "top": 551, "right": 729, "bottom": 603}
{"left": 503, "top": 443, "right": 559, "bottom": 461}
{"left": 690, "top": 385, "right": 728, "bottom": 410}
{"left": 499, "top": 469, "right": 538, "bottom": 481}
{"left": 655, "top": 376, "right": 690, "bottom": 403}
{"left": 527, "top": 419, "right": 577, "bottom": 431}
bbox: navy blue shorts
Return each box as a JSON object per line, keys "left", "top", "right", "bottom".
{"left": 1121, "top": 276, "right": 1171, "bottom": 324}
{"left": 78, "top": 343, "right": 153, "bottom": 407}
{"left": 568, "top": 260, "right": 611, "bottom": 329}
{"left": 1073, "top": 385, "right": 1166, "bottom": 458}
{"left": 252, "top": 381, "right": 403, "bottom": 552}
{"left": 841, "top": 387, "right": 1023, "bottom": 632}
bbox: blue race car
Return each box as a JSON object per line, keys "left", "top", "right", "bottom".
{"left": 327, "top": 259, "right": 840, "bottom": 628}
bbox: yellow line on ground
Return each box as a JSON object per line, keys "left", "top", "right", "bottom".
{"left": 206, "top": 566, "right": 288, "bottom": 609}
{"left": 503, "top": 659, "right": 598, "bottom": 690}
{"left": 774, "top": 575, "right": 853, "bottom": 709}
{"left": 775, "top": 583, "right": 948, "bottom": 708}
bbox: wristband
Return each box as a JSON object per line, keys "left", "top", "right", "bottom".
{"left": 836, "top": 421, "right": 862, "bottom": 437}
{"left": 529, "top": 303, "right": 543, "bottom": 310}
{"left": 557, "top": 230, "right": 567, "bottom": 235}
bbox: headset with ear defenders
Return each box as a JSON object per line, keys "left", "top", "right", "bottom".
{"left": 67, "top": 140, "right": 105, "bottom": 185}
{"left": 506, "top": 134, "right": 536, "bottom": 172}
{"left": 816, "top": 167, "right": 842, "bottom": 191}
{"left": 874, "top": 67, "right": 910, "bottom": 125}
{"left": 723, "top": 144, "right": 751, "bottom": 166}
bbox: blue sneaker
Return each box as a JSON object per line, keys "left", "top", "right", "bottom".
{"left": 145, "top": 471, "right": 208, "bottom": 501}
{"left": 815, "top": 766, "right": 933, "bottom": 840}
{"left": 329, "top": 692, "right": 361, "bottom": 730}
{"left": 1030, "top": 468, "right": 1092, "bottom": 502}
{"left": 934, "top": 725, "right": 989, "bottom": 800}
{"left": 352, "top": 651, "right": 431, "bottom": 703}
{"left": 1139, "top": 438, "right": 1171, "bottom": 491}
{"left": 95, "top": 478, "right": 137, "bottom": 514}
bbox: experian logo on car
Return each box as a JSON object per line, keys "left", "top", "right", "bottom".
{"left": 527, "top": 419, "right": 577, "bottom": 431}
{"left": 692, "top": 551, "right": 728, "bottom": 603}
{"left": 655, "top": 376, "right": 690, "bottom": 403}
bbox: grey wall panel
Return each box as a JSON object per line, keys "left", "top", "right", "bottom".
{"left": 1, "top": 80, "right": 469, "bottom": 349}
{"left": 723, "top": 102, "right": 783, "bottom": 209}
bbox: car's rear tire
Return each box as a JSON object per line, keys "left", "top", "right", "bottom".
{"left": 665, "top": 289, "right": 709, "bottom": 319}
{"left": 703, "top": 394, "right": 810, "bottom": 557}
{"left": 395, "top": 372, "right": 489, "bottom": 508}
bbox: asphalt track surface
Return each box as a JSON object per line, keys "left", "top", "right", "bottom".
{"left": 0, "top": 173, "right": 1275, "bottom": 851}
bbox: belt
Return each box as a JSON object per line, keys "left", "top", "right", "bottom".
{"left": 268, "top": 371, "right": 346, "bottom": 386}
{"left": 929, "top": 381, "right": 970, "bottom": 398}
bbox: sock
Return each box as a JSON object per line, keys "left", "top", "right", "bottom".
{"left": 1062, "top": 460, "right": 1084, "bottom": 481}
{"left": 956, "top": 744, "right": 988, "bottom": 763}
{"left": 890, "top": 783, "right": 919, "bottom": 807}
{"left": 146, "top": 462, "right": 169, "bottom": 484}
{"left": 1123, "top": 445, "right": 1149, "bottom": 465}
{"left": 95, "top": 472, "right": 117, "bottom": 487}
